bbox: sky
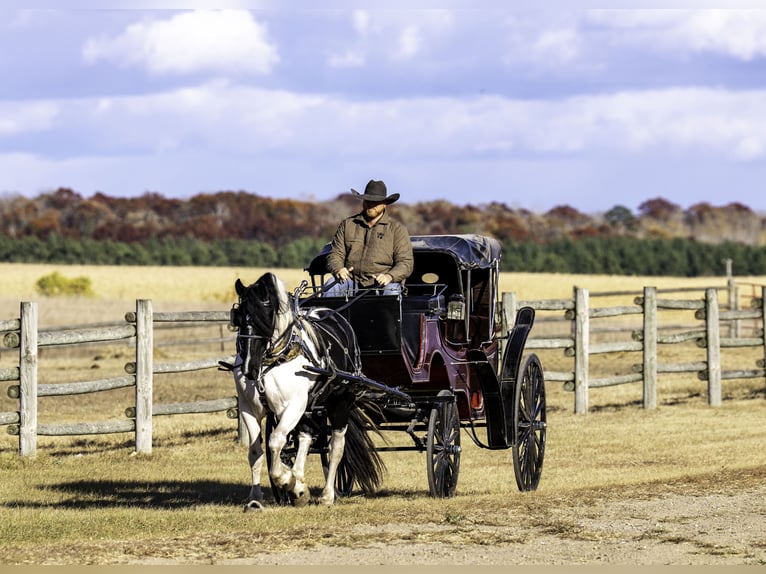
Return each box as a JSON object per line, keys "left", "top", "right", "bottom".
{"left": 2, "top": 4, "right": 766, "bottom": 214}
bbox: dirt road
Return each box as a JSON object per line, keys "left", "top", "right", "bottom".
{"left": 134, "top": 483, "right": 766, "bottom": 566}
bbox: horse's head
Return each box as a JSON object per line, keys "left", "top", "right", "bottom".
{"left": 231, "top": 272, "right": 287, "bottom": 380}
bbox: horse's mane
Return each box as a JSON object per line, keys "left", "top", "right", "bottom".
{"left": 240, "top": 272, "right": 290, "bottom": 338}
{"left": 305, "top": 307, "right": 362, "bottom": 375}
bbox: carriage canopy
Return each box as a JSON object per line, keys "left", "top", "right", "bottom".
{"left": 409, "top": 234, "right": 501, "bottom": 270}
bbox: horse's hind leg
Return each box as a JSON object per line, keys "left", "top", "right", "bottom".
{"left": 319, "top": 425, "right": 347, "bottom": 506}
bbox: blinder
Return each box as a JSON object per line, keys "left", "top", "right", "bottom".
{"left": 230, "top": 303, "right": 243, "bottom": 329}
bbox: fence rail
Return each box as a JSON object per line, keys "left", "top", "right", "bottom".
{"left": 3, "top": 281, "right": 766, "bottom": 456}
{"left": 501, "top": 285, "right": 766, "bottom": 413}
{"left": 1, "top": 300, "right": 236, "bottom": 457}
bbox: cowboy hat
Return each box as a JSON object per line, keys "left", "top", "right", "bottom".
{"left": 350, "top": 180, "right": 400, "bottom": 204}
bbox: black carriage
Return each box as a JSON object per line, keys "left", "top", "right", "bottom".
{"left": 296, "top": 234, "right": 547, "bottom": 497}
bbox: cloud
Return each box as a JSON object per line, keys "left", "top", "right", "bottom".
{"left": 327, "top": 50, "right": 366, "bottom": 69}
{"left": 500, "top": 14, "right": 586, "bottom": 70}
{"left": 328, "top": 9, "right": 455, "bottom": 65}
{"left": 0, "top": 101, "right": 58, "bottom": 136}
{"left": 82, "top": 10, "right": 279, "bottom": 75}
{"left": 6, "top": 81, "right": 766, "bottom": 167}
{"left": 677, "top": 10, "right": 766, "bottom": 60}
{"left": 396, "top": 25, "right": 422, "bottom": 60}
{"left": 352, "top": 10, "right": 372, "bottom": 35}
{"left": 589, "top": 9, "right": 766, "bottom": 61}
{"left": 532, "top": 26, "right": 582, "bottom": 64}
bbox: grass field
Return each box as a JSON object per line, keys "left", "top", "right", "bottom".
{"left": 0, "top": 262, "right": 764, "bottom": 564}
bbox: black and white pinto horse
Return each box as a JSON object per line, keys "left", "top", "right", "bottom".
{"left": 228, "top": 272, "right": 384, "bottom": 510}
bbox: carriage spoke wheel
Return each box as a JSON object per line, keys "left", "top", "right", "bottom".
{"left": 426, "top": 390, "right": 461, "bottom": 498}
{"left": 264, "top": 413, "right": 297, "bottom": 506}
{"left": 512, "top": 354, "right": 547, "bottom": 492}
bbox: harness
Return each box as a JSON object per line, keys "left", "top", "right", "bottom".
{"left": 234, "top": 280, "right": 366, "bottom": 409}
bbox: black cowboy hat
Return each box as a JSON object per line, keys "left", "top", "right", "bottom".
{"left": 350, "top": 179, "right": 400, "bottom": 204}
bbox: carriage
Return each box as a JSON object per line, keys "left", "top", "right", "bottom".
{"left": 228, "top": 233, "right": 546, "bottom": 507}
{"left": 293, "top": 233, "right": 547, "bottom": 497}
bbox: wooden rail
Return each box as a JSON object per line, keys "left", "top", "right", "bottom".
{"left": 501, "top": 285, "right": 766, "bottom": 414}
{"left": 1, "top": 301, "right": 237, "bottom": 457}
{"left": 4, "top": 282, "right": 765, "bottom": 455}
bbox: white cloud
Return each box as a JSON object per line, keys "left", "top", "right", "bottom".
{"left": 6, "top": 82, "right": 766, "bottom": 165}
{"left": 0, "top": 101, "right": 58, "bottom": 136}
{"left": 589, "top": 9, "right": 766, "bottom": 61}
{"left": 327, "top": 49, "right": 365, "bottom": 69}
{"left": 678, "top": 10, "right": 766, "bottom": 60}
{"left": 533, "top": 26, "right": 582, "bottom": 64}
{"left": 331, "top": 9, "right": 454, "bottom": 65}
{"left": 82, "top": 10, "right": 279, "bottom": 75}
{"left": 352, "top": 10, "right": 372, "bottom": 35}
{"left": 501, "top": 14, "right": 586, "bottom": 70}
{"left": 396, "top": 25, "right": 422, "bottom": 59}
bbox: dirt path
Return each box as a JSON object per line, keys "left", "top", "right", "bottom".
{"left": 208, "top": 485, "right": 765, "bottom": 566}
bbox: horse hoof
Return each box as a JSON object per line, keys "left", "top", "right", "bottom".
{"left": 291, "top": 490, "right": 309, "bottom": 508}
{"left": 243, "top": 500, "right": 265, "bottom": 513}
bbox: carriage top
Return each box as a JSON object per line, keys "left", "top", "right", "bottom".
{"left": 305, "top": 233, "right": 502, "bottom": 276}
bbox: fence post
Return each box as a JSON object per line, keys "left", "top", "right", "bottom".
{"left": 725, "top": 258, "right": 740, "bottom": 338}
{"left": 135, "top": 299, "right": 153, "bottom": 454}
{"left": 642, "top": 286, "right": 657, "bottom": 409}
{"left": 705, "top": 289, "right": 722, "bottom": 407}
{"left": 574, "top": 287, "right": 589, "bottom": 414}
{"left": 499, "top": 292, "right": 517, "bottom": 362}
{"left": 761, "top": 286, "right": 766, "bottom": 391}
{"left": 19, "top": 302, "right": 38, "bottom": 457}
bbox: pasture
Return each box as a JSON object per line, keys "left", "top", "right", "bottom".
{"left": 0, "top": 262, "right": 764, "bottom": 565}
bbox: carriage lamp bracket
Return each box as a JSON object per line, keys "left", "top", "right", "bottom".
{"left": 447, "top": 294, "right": 465, "bottom": 321}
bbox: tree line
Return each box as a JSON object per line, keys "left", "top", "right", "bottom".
{"left": 1, "top": 188, "right": 765, "bottom": 276}
{"left": 2, "top": 232, "right": 764, "bottom": 277}
{"left": 1, "top": 188, "right": 765, "bottom": 248}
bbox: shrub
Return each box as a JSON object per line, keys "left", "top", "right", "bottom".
{"left": 35, "top": 271, "right": 95, "bottom": 297}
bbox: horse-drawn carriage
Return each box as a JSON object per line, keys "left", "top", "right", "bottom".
{"left": 228, "top": 234, "right": 546, "bottom": 508}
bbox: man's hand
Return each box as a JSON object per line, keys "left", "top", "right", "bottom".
{"left": 335, "top": 266, "right": 353, "bottom": 282}
{"left": 373, "top": 273, "right": 392, "bottom": 286}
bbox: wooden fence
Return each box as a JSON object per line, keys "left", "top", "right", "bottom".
{"left": 1, "top": 300, "right": 237, "bottom": 457}
{"left": 2, "top": 284, "right": 765, "bottom": 456}
{"left": 501, "top": 285, "right": 766, "bottom": 414}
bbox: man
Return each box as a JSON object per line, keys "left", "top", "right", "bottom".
{"left": 326, "top": 179, "right": 413, "bottom": 295}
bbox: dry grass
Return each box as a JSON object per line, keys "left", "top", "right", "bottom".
{"left": 0, "top": 263, "right": 764, "bottom": 564}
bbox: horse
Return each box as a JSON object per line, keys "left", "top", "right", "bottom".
{"left": 226, "top": 272, "right": 385, "bottom": 510}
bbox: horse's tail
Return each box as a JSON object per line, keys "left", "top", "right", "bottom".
{"left": 341, "top": 402, "right": 386, "bottom": 495}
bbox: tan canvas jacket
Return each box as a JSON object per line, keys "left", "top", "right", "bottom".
{"left": 326, "top": 211, "right": 414, "bottom": 288}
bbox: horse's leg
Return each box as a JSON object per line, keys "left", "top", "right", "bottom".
{"left": 318, "top": 425, "right": 347, "bottom": 506}
{"left": 267, "top": 400, "right": 308, "bottom": 493}
{"left": 241, "top": 406, "right": 266, "bottom": 512}
{"left": 287, "top": 431, "right": 313, "bottom": 507}
{"left": 233, "top": 368, "right": 267, "bottom": 512}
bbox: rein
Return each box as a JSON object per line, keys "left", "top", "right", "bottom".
{"left": 234, "top": 275, "right": 368, "bottom": 407}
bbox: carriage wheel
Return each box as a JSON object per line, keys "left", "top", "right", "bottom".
{"left": 426, "top": 390, "right": 461, "bottom": 498}
{"left": 512, "top": 354, "right": 547, "bottom": 492}
{"left": 264, "top": 413, "right": 295, "bottom": 506}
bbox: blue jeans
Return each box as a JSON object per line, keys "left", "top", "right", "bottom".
{"left": 323, "top": 278, "right": 402, "bottom": 297}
